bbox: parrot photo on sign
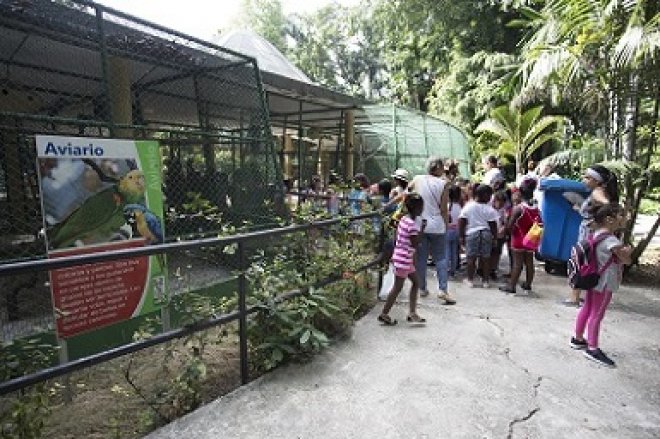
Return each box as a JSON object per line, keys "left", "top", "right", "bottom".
{"left": 47, "top": 160, "right": 146, "bottom": 249}
{"left": 123, "top": 203, "right": 164, "bottom": 244}
{"left": 123, "top": 203, "right": 166, "bottom": 272}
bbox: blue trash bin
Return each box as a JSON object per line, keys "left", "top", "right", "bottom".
{"left": 538, "top": 178, "right": 590, "bottom": 273}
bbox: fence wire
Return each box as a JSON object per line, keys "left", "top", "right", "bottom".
{"left": 0, "top": 0, "right": 284, "bottom": 338}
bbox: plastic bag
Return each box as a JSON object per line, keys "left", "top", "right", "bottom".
{"left": 378, "top": 264, "right": 410, "bottom": 301}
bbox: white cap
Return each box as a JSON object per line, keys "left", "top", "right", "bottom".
{"left": 391, "top": 168, "right": 410, "bottom": 182}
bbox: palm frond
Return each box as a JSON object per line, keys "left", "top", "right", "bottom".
{"left": 524, "top": 132, "right": 561, "bottom": 160}
{"left": 475, "top": 119, "right": 509, "bottom": 140}
{"left": 614, "top": 25, "right": 644, "bottom": 68}
{"left": 522, "top": 115, "right": 565, "bottom": 146}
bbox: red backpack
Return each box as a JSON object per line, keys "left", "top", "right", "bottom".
{"left": 567, "top": 233, "right": 615, "bottom": 290}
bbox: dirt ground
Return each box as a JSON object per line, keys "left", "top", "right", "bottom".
{"left": 43, "top": 329, "right": 242, "bottom": 439}
{"left": 23, "top": 246, "right": 660, "bottom": 438}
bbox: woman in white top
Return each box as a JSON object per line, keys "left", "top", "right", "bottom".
{"left": 482, "top": 155, "right": 504, "bottom": 188}
{"left": 408, "top": 157, "right": 456, "bottom": 305}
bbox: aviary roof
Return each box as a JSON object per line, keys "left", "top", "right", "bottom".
{"left": 215, "top": 29, "right": 313, "bottom": 84}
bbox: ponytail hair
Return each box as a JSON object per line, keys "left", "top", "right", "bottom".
{"left": 590, "top": 164, "right": 619, "bottom": 203}
{"left": 592, "top": 203, "right": 624, "bottom": 226}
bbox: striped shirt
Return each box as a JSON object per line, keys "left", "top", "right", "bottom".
{"left": 392, "top": 216, "right": 420, "bottom": 271}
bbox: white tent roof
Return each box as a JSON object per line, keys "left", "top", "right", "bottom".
{"left": 215, "top": 30, "right": 313, "bottom": 84}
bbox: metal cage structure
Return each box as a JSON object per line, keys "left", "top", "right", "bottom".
{"left": 356, "top": 104, "right": 471, "bottom": 179}
{"left": 0, "top": 0, "right": 285, "bottom": 265}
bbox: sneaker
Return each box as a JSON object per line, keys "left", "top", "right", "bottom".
{"left": 483, "top": 282, "right": 491, "bottom": 289}
{"left": 420, "top": 289, "right": 429, "bottom": 297}
{"left": 438, "top": 292, "right": 457, "bottom": 305}
{"left": 570, "top": 337, "right": 588, "bottom": 350}
{"left": 463, "top": 279, "right": 475, "bottom": 288}
{"left": 520, "top": 282, "right": 532, "bottom": 291}
{"left": 560, "top": 299, "right": 580, "bottom": 307}
{"left": 498, "top": 285, "right": 516, "bottom": 294}
{"left": 584, "top": 348, "right": 616, "bottom": 368}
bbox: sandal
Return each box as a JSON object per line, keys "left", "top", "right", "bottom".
{"left": 406, "top": 314, "right": 426, "bottom": 323}
{"left": 378, "top": 314, "right": 398, "bottom": 326}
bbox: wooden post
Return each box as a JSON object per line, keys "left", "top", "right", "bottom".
{"left": 107, "top": 56, "right": 133, "bottom": 138}
{"left": 344, "top": 110, "right": 354, "bottom": 180}
{"left": 283, "top": 135, "right": 294, "bottom": 180}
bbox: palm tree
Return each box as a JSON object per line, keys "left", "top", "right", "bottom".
{"left": 512, "top": 0, "right": 659, "bottom": 247}
{"left": 475, "top": 104, "right": 565, "bottom": 175}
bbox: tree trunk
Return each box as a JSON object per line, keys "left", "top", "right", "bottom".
{"left": 630, "top": 214, "right": 660, "bottom": 266}
{"left": 622, "top": 74, "right": 640, "bottom": 244}
{"left": 627, "top": 82, "right": 659, "bottom": 245}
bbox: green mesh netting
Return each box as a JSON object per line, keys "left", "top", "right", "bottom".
{"left": 357, "top": 104, "right": 470, "bottom": 179}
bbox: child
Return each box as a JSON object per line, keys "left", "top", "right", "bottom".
{"left": 490, "top": 190, "right": 509, "bottom": 280}
{"left": 459, "top": 184, "right": 499, "bottom": 288}
{"left": 570, "top": 203, "right": 631, "bottom": 368}
{"left": 499, "top": 179, "right": 541, "bottom": 295}
{"left": 446, "top": 185, "right": 463, "bottom": 278}
{"left": 378, "top": 192, "right": 427, "bottom": 325}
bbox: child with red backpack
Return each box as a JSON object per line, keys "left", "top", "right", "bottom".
{"left": 499, "top": 179, "right": 542, "bottom": 295}
{"left": 569, "top": 203, "right": 631, "bottom": 368}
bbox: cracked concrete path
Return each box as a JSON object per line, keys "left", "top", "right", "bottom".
{"left": 147, "top": 266, "right": 660, "bottom": 439}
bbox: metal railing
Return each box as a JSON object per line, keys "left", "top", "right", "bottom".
{"left": 0, "top": 211, "right": 382, "bottom": 396}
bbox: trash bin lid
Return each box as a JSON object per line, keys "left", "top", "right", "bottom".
{"left": 539, "top": 178, "right": 590, "bottom": 194}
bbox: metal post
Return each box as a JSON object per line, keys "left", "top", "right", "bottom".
{"left": 392, "top": 104, "right": 398, "bottom": 169}
{"left": 281, "top": 115, "right": 288, "bottom": 177}
{"left": 422, "top": 112, "right": 428, "bottom": 157}
{"left": 238, "top": 241, "right": 249, "bottom": 384}
{"left": 377, "top": 220, "right": 385, "bottom": 300}
{"left": 239, "top": 110, "right": 244, "bottom": 168}
{"left": 95, "top": 6, "right": 114, "bottom": 136}
{"left": 297, "top": 101, "right": 303, "bottom": 205}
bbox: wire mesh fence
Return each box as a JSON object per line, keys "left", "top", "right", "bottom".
{"left": 0, "top": 0, "right": 286, "bottom": 342}
{"left": 356, "top": 104, "right": 471, "bottom": 179}
{"left": 0, "top": 0, "right": 284, "bottom": 261}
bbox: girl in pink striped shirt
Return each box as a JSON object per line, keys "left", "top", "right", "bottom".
{"left": 378, "top": 193, "right": 427, "bottom": 325}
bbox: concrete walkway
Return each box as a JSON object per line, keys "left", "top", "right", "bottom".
{"left": 147, "top": 266, "right": 660, "bottom": 439}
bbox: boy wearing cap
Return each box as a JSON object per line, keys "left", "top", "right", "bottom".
{"left": 383, "top": 168, "right": 410, "bottom": 213}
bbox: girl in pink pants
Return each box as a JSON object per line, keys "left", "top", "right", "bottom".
{"left": 570, "top": 204, "right": 631, "bottom": 368}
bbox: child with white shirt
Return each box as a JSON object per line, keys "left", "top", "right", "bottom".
{"left": 459, "top": 184, "right": 499, "bottom": 288}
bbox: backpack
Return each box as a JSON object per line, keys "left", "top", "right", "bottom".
{"left": 567, "top": 233, "right": 614, "bottom": 290}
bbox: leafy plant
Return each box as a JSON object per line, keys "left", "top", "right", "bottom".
{"left": 246, "top": 207, "right": 377, "bottom": 374}
{"left": 121, "top": 291, "right": 233, "bottom": 428}
{"left": 0, "top": 339, "right": 58, "bottom": 439}
{"left": 476, "top": 103, "right": 565, "bottom": 175}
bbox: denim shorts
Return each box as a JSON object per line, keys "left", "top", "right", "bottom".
{"left": 466, "top": 230, "right": 493, "bottom": 257}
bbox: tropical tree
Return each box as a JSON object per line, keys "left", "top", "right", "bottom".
{"left": 475, "top": 104, "right": 565, "bottom": 175}
{"left": 371, "top": 0, "right": 523, "bottom": 110}
{"left": 427, "top": 51, "right": 518, "bottom": 134}
{"left": 235, "top": 0, "right": 288, "bottom": 53}
{"left": 512, "top": 0, "right": 659, "bottom": 253}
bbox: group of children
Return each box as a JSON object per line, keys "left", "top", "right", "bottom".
{"left": 378, "top": 175, "right": 540, "bottom": 322}
{"left": 377, "top": 167, "right": 632, "bottom": 369}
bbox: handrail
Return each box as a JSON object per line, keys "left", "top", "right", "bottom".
{"left": 0, "top": 212, "right": 382, "bottom": 396}
{"left": 0, "top": 212, "right": 378, "bottom": 276}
